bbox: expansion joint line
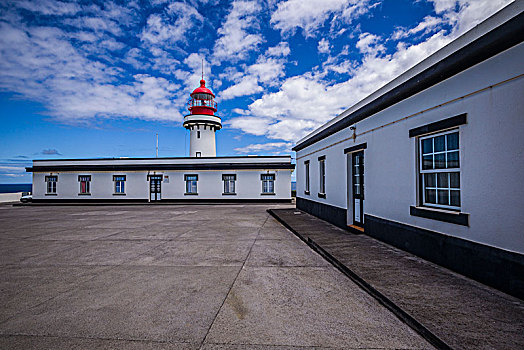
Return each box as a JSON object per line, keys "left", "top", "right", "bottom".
{"left": 199, "top": 214, "right": 270, "bottom": 348}
{"left": 296, "top": 73, "right": 523, "bottom": 160}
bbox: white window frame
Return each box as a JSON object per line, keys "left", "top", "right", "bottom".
{"left": 45, "top": 176, "right": 57, "bottom": 194}
{"left": 222, "top": 174, "right": 236, "bottom": 194}
{"left": 185, "top": 174, "right": 198, "bottom": 194}
{"left": 419, "top": 129, "right": 460, "bottom": 210}
{"left": 113, "top": 175, "right": 126, "bottom": 194}
{"left": 261, "top": 174, "right": 275, "bottom": 194}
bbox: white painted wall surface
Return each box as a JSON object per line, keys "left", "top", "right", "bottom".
{"left": 296, "top": 42, "right": 524, "bottom": 253}
{"left": 189, "top": 124, "right": 217, "bottom": 157}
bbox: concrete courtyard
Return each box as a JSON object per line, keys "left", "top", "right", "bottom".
{"left": 0, "top": 204, "right": 432, "bottom": 349}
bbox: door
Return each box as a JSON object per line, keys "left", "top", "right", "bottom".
{"left": 149, "top": 175, "right": 162, "bottom": 201}
{"left": 352, "top": 151, "right": 364, "bottom": 226}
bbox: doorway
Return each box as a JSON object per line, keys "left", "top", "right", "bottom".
{"left": 352, "top": 151, "right": 364, "bottom": 227}
{"left": 149, "top": 175, "right": 162, "bottom": 201}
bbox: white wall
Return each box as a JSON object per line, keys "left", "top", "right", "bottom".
{"left": 296, "top": 42, "right": 524, "bottom": 253}
{"left": 190, "top": 125, "right": 217, "bottom": 157}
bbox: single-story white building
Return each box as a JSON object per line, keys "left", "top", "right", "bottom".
{"left": 293, "top": 3, "right": 523, "bottom": 298}
{"left": 27, "top": 156, "right": 293, "bottom": 203}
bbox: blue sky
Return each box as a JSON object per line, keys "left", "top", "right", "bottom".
{"left": 0, "top": 0, "right": 512, "bottom": 183}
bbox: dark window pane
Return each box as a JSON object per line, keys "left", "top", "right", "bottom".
{"left": 435, "top": 153, "right": 446, "bottom": 169}
{"left": 425, "top": 189, "right": 436, "bottom": 204}
{"left": 447, "top": 151, "right": 459, "bottom": 168}
{"left": 422, "top": 138, "right": 433, "bottom": 154}
{"left": 437, "top": 173, "right": 448, "bottom": 188}
{"left": 437, "top": 190, "right": 449, "bottom": 205}
{"left": 434, "top": 135, "right": 445, "bottom": 152}
{"left": 423, "top": 155, "right": 433, "bottom": 170}
{"left": 450, "top": 190, "right": 460, "bottom": 207}
{"left": 424, "top": 173, "right": 436, "bottom": 188}
{"left": 450, "top": 172, "right": 460, "bottom": 188}
{"left": 447, "top": 132, "right": 459, "bottom": 150}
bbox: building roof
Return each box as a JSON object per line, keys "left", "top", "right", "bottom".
{"left": 26, "top": 155, "right": 295, "bottom": 172}
{"left": 293, "top": 2, "right": 524, "bottom": 152}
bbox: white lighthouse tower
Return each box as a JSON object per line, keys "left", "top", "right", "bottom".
{"left": 183, "top": 79, "right": 221, "bottom": 157}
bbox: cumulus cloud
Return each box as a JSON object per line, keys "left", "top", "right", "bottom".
{"left": 140, "top": 2, "right": 203, "bottom": 46}
{"left": 270, "top": 0, "right": 371, "bottom": 37}
{"left": 234, "top": 142, "right": 293, "bottom": 154}
{"left": 212, "top": 0, "right": 264, "bottom": 63}
{"left": 266, "top": 42, "right": 291, "bottom": 57}
{"left": 317, "top": 38, "right": 331, "bottom": 54}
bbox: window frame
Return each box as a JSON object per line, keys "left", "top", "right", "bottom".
{"left": 304, "top": 160, "right": 310, "bottom": 195}
{"left": 418, "top": 129, "right": 461, "bottom": 211}
{"left": 113, "top": 175, "right": 126, "bottom": 195}
{"left": 45, "top": 175, "right": 57, "bottom": 195}
{"left": 222, "top": 174, "right": 236, "bottom": 195}
{"left": 78, "top": 175, "right": 91, "bottom": 195}
{"left": 318, "top": 156, "right": 326, "bottom": 198}
{"left": 261, "top": 174, "right": 275, "bottom": 195}
{"left": 184, "top": 174, "right": 198, "bottom": 195}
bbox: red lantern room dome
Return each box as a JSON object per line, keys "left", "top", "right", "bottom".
{"left": 188, "top": 79, "right": 217, "bottom": 116}
{"left": 191, "top": 79, "right": 215, "bottom": 97}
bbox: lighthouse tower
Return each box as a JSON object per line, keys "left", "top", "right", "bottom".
{"left": 183, "top": 79, "right": 222, "bottom": 157}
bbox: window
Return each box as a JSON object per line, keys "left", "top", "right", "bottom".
{"left": 304, "top": 161, "right": 310, "bottom": 194}
{"left": 78, "top": 175, "right": 91, "bottom": 194}
{"left": 185, "top": 174, "right": 198, "bottom": 194}
{"left": 113, "top": 175, "right": 126, "bottom": 194}
{"left": 319, "top": 156, "right": 326, "bottom": 196}
{"left": 45, "top": 176, "right": 57, "bottom": 194}
{"left": 197, "top": 130, "right": 201, "bottom": 138}
{"left": 419, "top": 130, "right": 460, "bottom": 210}
{"left": 261, "top": 174, "right": 275, "bottom": 194}
{"left": 223, "top": 174, "right": 236, "bottom": 194}
{"left": 196, "top": 152, "right": 201, "bottom": 157}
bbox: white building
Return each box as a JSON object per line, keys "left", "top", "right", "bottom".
{"left": 27, "top": 79, "right": 294, "bottom": 203}
{"left": 293, "top": 3, "right": 523, "bottom": 299}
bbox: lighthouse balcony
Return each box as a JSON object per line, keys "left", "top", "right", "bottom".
{"left": 183, "top": 114, "right": 222, "bottom": 130}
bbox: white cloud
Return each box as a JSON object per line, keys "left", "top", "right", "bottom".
{"left": 355, "top": 33, "right": 385, "bottom": 56}
{"left": 266, "top": 42, "right": 291, "bottom": 57}
{"left": 212, "top": 0, "right": 264, "bottom": 63}
{"left": 234, "top": 142, "right": 292, "bottom": 154}
{"left": 220, "top": 55, "right": 286, "bottom": 100}
{"left": 270, "top": 0, "right": 371, "bottom": 37}
{"left": 392, "top": 16, "right": 442, "bottom": 40}
{"left": 220, "top": 76, "right": 262, "bottom": 100}
{"left": 317, "top": 38, "right": 330, "bottom": 54}
{"left": 140, "top": 3, "right": 203, "bottom": 46}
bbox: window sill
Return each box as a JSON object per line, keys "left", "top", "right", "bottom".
{"left": 184, "top": 193, "right": 198, "bottom": 195}
{"left": 410, "top": 206, "right": 469, "bottom": 226}
{"left": 45, "top": 193, "right": 57, "bottom": 196}
{"left": 318, "top": 193, "right": 326, "bottom": 199}
{"left": 78, "top": 193, "right": 91, "bottom": 196}
{"left": 222, "top": 193, "right": 237, "bottom": 196}
{"left": 304, "top": 191, "right": 310, "bottom": 195}
{"left": 261, "top": 192, "right": 275, "bottom": 195}
{"left": 113, "top": 193, "right": 126, "bottom": 196}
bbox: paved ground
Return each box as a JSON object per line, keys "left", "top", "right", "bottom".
{"left": 0, "top": 204, "right": 432, "bottom": 349}
{"left": 269, "top": 208, "right": 524, "bottom": 350}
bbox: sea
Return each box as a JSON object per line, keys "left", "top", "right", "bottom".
{"left": 0, "top": 184, "right": 32, "bottom": 193}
